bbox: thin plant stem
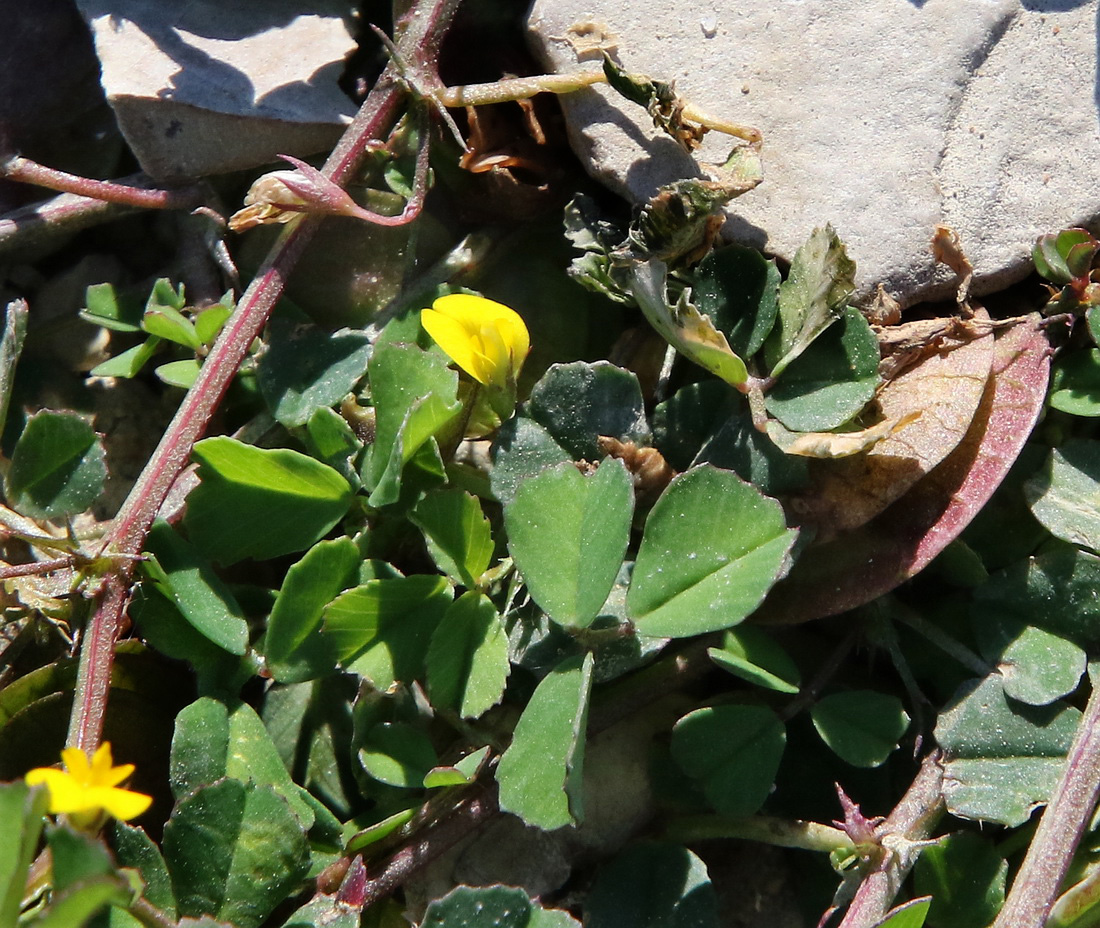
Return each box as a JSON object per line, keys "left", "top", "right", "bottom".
{"left": 664, "top": 814, "right": 855, "bottom": 855}
{"left": 993, "top": 674, "right": 1100, "bottom": 928}
{"left": 891, "top": 603, "right": 990, "bottom": 678}
{"left": 1, "top": 157, "right": 206, "bottom": 210}
{"left": 435, "top": 71, "right": 608, "bottom": 106}
{"left": 65, "top": 0, "right": 465, "bottom": 753}
{"left": 0, "top": 557, "right": 76, "bottom": 581}
{"left": 433, "top": 72, "right": 761, "bottom": 143}
{"left": 778, "top": 626, "right": 860, "bottom": 723}
{"left": 358, "top": 787, "right": 498, "bottom": 909}
{"left": 837, "top": 750, "right": 945, "bottom": 928}
{"left": 0, "top": 193, "right": 137, "bottom": 256}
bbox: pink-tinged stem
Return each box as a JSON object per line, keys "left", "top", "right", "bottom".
{"left": 0, "top": 557, "right": 75, "bottom": 580}
{"left": 1, "top": 157, "right": 206, "bottom": 210}
{"left": 992, "top": 677, "right": 1100, "bottom": 928}
{"left": 66, "top": 0, "right": 464, "bottom": 753}
{"left": 836, "top": 751, "right": 944, "bottom": 927}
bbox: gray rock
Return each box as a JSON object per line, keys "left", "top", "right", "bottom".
{"left": 527, "top": 1, "right": 1100, "bottom": 306}
{"left": 75, "top": 0, "right": 357, "bottom": 180}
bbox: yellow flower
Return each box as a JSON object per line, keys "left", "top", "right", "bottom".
{"left": 26, "top": 742, "right": 152, "bottom": 830}
{"left": 420, "top": 294, "right": 530, "bottom": 389}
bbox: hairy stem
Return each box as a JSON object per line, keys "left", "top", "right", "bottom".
{"left": 837, "top": 750, "right": 945, "bottom": 928}
{"left": 0, "top": 193, "right": 135, "bottom": 256}
{"left": 359, "top": 788, "right": 498, "bottom": 909}
{"left": 1, "top": 157, "right": 207, "bottom": 210}
{"left": 65, "top": 0, "right": 464, "bottom": 753}
{"left": 994, "top": 673, "right": 1100, "bottom": 928}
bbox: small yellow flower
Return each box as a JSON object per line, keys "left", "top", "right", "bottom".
{"left": 420, "top": 294, "right": 530, "bottom": 389}
{"left": 26, "top": 742, "right": 152, "bottom": 830}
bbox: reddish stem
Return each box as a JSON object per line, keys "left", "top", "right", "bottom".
{"left": 0, "top": 557, "right": 76, "bottom": 580}
{"left": 1, "top": 157, "right": 206, "bottom": 210}
{"left": 992, "top": 675, "right": 1100, "bottom": 927}
{"left": 0, "top": 192, "right": 136, "bottom": 256}
{"left": 836, "top": 751, "right": 945, "bottom": 927}
{"left": 65, "top": 0, "right": 464, "bottom": 753}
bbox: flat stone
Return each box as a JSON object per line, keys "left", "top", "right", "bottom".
{"left": 75, "top": 0, "right": 357, "bottom": 180}
{"left": 527, "top": 1, "right": 1100, "bottom": 306}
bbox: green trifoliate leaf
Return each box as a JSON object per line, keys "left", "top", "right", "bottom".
{"left": 708, "top": 626, "right": 801, "bottom": 694}
{"left": 0, "top": 781, "right": 48, "bottom": 928}
{"left": 671, "top": 704, "right": 785, "bottom": 817}
{"left": 526, "top": 361, "right": 649, "bottom": 460}
{"left": 323, "top": 575, "right": 453, "bottom": 689}
{"left": 585, "top": 842, "right": 719, "bottom": 928}
{"left": 80, "top": 281, "right": 142, "bottom": 332}
{"left": 935, "top": 673, "right": 1080, "bottom": 826}
{"left": 6, "top": 410, "right": 106, "bottom": 519}
{"left": 411, "top": 489, "right": 494, "bottom": 588}
{"left": 184, "top": 437, "right": 354, "bottom": 565}
{"left": 263, "top": 537, "right": 361, "bottom": 683}
{"left": 1025, "top": 439, "right": 1100, "bottom": 552}
{"left": 162, "top": 779, "right": 309, "bottom": 928}
{"left": 423, "top": 885, "right": 580, "bottom": 928}
{"left": 764, "top": 305, "right": 880, "bottom": 432}
{"left": 913, "top": 833, "right": 1006, "bottom": 928}
{"left": 143, "top": 520, "right": 249, "bottom": 656}
{"left": 810, "top": 691, "right": 910, "bottom": 768}
{"left": 359, "top": 722, "right": 438, "bottom": 789}
{"left": 693, "top": 244, "right": 781, "bottom": 359}
{"left": 427, "top": 592, "right": 509, "bottom": 719}
{"left": 256, "top": 316, "right": 372, "bottom": 428}
{"left": 170, "top": 697, "right": 314, "bottom": 828}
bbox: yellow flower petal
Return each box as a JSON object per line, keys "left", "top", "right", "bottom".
{"left": 421, "top": 308, "right": 493, "bottom": 385}
{"left": 92, "top": 786, "right": 153, "bottom": 821}
{"left": 26, "top": 741, "right": 152, "bottom": 826}
{"left": 421, "top": 294, "right": 529, "bottom": 388}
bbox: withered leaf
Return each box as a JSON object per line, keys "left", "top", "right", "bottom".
{"left": 787, "top": 308, "right": 996, "bottom": 537}
{"left": 767, "top": 225, "right": 856, "bottom": 378}
{"left": 766, "top": 411, "right": 922, "bottom": 459}
{"left": 629, "top": 261, "right": 748, "bottom": 387}
{"left": 754, "top": 315, "right": 1049, "bottom": 624}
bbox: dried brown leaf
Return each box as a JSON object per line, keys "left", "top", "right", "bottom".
{"left": 787, "top": 308, "right": 996, "bottom": 537}
{"left": 753, "top": 315, "right": 1050, "bottom": 624}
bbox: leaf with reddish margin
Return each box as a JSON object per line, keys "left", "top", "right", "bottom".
{"left": 753, "top": 315, "right": 1050, "bottom": 624}
{"left": 786, "top": 309, "right": 995, "bottom": 537}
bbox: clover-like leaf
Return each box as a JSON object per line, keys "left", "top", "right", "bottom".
{"left": 7, "top": 410, "right": 106, "bottom": 520}
{"left": 629, "top": 261, "right": 749, "bottom": 387}
{"left": 935, "top": 674, "right": 1081, "bottom": 826}
{"left": 257, "top": 316, "right": 372, "bottom": 428}
{"left": 496, "top": 653, "right": 593, "bottom": 830}
{"left": 427, "top": 592, "right": 509, "bottom": 719}
{"left": 766, "top": 225, "right": 856, "bottom": 378}
{"left": 585, "top": 842, "right": 719, "bottom": 928}
{"left": 162, "top": 779, "right": 309, "bottom": 928}
{"left": 143, "top": 520, "right": 249, "bottom": 656}
{"left": 810, "top": 691, "right": 910, "bottom": 768}
{"left": 411, "top": 489, "right": 494, "bottom": 588}
{"left": 506, "top": 458, "right": 633, "bottom": 629}
{"left": 671, "top": 704, "right": 785, "bottom": 817}
{"left": 628, "top": 465, "right": 797, "bottom": 638}
{"left": 1025, "top": 439, "right": 1100, "bottom": 552}
{"left": 263, "top": 537, "right": 362, "bottom": 683}
{"left": 323, "top": 575, "right": 453, "bottom": 689}
{"left": 184, "top": 437, "right": 353, "bottom": 565}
